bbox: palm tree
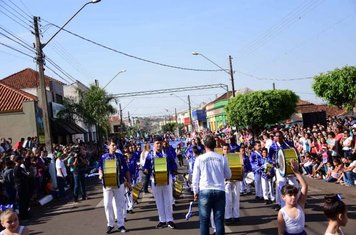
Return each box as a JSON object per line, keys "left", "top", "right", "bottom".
{"left": 59, "top": 83, "right": 117, "bottom": 145}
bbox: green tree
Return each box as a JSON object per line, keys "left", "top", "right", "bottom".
{"left": 59, "top": 84, "right": 117, "bottom": 142}
{"left": 225, "top": 90, "right": 299, "bottom": 130}
{"left": 312, "top": 66, "right": 356, "bottom": 111}
{"left": 161, "top": 122, "right": 177, "bottom": 133}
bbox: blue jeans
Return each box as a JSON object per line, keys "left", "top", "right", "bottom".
{"left": 198, "top": 189, "right": 225, "bottom": 235}
{"left": 343, "top": 171, "right": 355, "bottom": 186}
{"left": 73, "top": 170, "right": 87, "bottom": 200}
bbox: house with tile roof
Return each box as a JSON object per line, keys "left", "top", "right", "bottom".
{"left": 1, "top": 68, "right": 87, "bottom": 145}
{"left": 0, "top": 82, "right": 40, "bottom": 142}
{"left": 1, "top": 68, "right": 65, "bottom": 104}
{"left": 287, "top": 100, "right": 347, "bottom": 124}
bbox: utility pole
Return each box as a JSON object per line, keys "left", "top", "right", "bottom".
{"left": 188, "top": 95, "right": 192, "bottom": 131}
{"left": 34, "top": 17, "right": 52, "bottom": 153}
{"left": 175, "top": 108, "right": 178, "bottom": 123}
{"left": 273, "top": 83, "right": 276, "bottom": 90}
{"left": 229, "top": 55, "right": 236, "bottom": 97}
{"left": 128, "top": 111, "right": 131, "bottom": 127}
{"left": 119, "top": 103, "right": 123, "bottom": 130}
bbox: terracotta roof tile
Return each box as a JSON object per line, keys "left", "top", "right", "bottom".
{"left": 296, "top": 100, "right": 346, "bottom": 117}
{"left": 1, "top": 68, "right": 65, "bottom": 90}
{"left": 0, "top": 82, "right": 37, "bottom": 112}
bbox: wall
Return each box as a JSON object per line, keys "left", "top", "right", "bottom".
{"left": 0, "top": 101, "right": 37, "bottom": 142}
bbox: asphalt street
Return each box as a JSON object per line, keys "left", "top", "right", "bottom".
{"left": 23, "top": 175, "right": 355, "bottom": 235}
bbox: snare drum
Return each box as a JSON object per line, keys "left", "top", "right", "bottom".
{"left": 103, "top": 159, "right": 119, "bottom": 188}
{"left": 245, "top": 172, "right": 255, "bottom": 185}
{"left": 173, "top": 178, "right": 184, "bottom": 199}
{"left": 132, "top": 182, "right": 143, "bottom": 202}
{"left": 153, "top": 157, "right": 168, "bottom": 185}
{"left": 227, "top": 153, "right": 243, "bottom": 181}
{"left": 277, "top": 148, "right": 298, "bottom": 177}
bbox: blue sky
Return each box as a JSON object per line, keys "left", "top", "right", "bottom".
{"left": 1, "top": 0, "right": 355, "bottom": 117}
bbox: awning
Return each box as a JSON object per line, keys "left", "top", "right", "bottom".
{"left": 51, "top": 119, "right": 87, "bottom": 136}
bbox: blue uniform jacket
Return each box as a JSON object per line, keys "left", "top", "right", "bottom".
{"left": 250, "top": 150, "right": 263, "bottom": 174}
{"left": 143, "top": 150, "right": 177, "bottom": 176}
{"left": 242, "top": 154, "right": 252, "bottom": 173}
{"left": 98, "top": 152, "right": 128, "bottom": 185}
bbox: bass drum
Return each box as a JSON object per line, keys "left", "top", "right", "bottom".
{"left": 277, "top": 148, "right": 298, "bottom": 177}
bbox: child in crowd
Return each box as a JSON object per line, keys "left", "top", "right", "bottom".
{"left": 0, "top": 209, "right": 29, "bottom": 235}
{"left": 325, "top": 159, "right": 343, "bottom": 183}
{"left": 323, "top": 194, "right": 348, "bottom": 235}
{"left": 277, "top": 159, "right": 308, "bottom": 235}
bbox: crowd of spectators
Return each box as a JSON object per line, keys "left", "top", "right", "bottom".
{"left": 0, "top": 137, "right": 97, "bottom": 219}
{"left": 211, "top": 116, "right": 356, "bottom": 187}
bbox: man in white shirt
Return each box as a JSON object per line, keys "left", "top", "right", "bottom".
{"left": 192, "top": 135, "right": 231, "bottom": 235}
{"left": 56, "top": 153, "right": 67, "bottom": 197}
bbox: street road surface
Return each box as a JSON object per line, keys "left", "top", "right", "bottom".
{"left": 24, "top": 177, "right": 355, "bottom": 235}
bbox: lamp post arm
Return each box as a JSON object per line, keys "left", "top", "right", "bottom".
{"left": 198, "top": 54, "right": 230, "bottom": 75}
{"left": 103, "top": 70, "right": 126, "bottom": 89}
{"left": 42, "top": 2, "right": 92, "bottom": 49}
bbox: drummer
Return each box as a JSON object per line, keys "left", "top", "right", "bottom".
{"left": 98, "top": 138, "right": 131, "bottom": 234}
{"left": 143, "top": 136, "right": 177, "bottom": 229}
{"left": 268, "top": 130, "right": 298, "bottom": 211}
{"left": 261, "top": 147, "right": 275, "bottom": 204}
{"left": 250, "top": 141, "right": 263, "bottom": 201}
{"left": 222, "top": 144, "right": 241, "bottom": 224}
{"left": 240, "top": 145, "right": 252, "bottom": 195}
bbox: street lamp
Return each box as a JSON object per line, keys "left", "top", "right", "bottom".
{"left": 192, "top": 52, "right": 236, "bottom": 97}
{"left": 34, "top": 1, "right": 100, "bottom": 155}
{"left": 103, "top": 69, "right": 126, "bottom": 88}
{"left": 43, "top": 0, "right": 101, "bottom": 49}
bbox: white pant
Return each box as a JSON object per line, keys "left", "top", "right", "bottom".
{"left": 151, "top": 176, "right": 174, "bottom": 222}
{"left": 125, "top": 187, "right": 134, "bottom": 211}
{"left": 261, "top": 177, "right": 275, "bottom": 201}
{"left": 103, "top": 184, "right": 125, "bottom": 227}
{"left": 275, "top": 170, "right": 298, "bottom": 206}
{"left": 254, "top": 173, "right": 263, "bottom": 197}
{"left": 240, "top": 173, "right": 250, "bottom": 193}
{"left": 225, "top": 181, "right": 240, "bottom": 219}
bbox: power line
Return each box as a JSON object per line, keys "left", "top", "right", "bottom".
{"left": 9, "top": 0, "right": 33, "bottom": 18}
{"left": 42, "top": 20, "right": 224, "bottom": 72}
{"left": 0, "top": 41, "right": 33, "bottom": 58}
{"left": 236, "top": 70, "right": 313, "bottom": 81}
{"left": 271, "top": 9, "right": 356, "bottom": 64}
{"left": 45, "top": 57, "right": 77, "bottom": 83}
{"left": 0, "top": 25, "right": 34, "bottom": 52}
{"left": 44, "top": 64, "right": 72, "bottom": 85}
{"left": 0, "top": 31, "right": 34, "bottom": 54}
{"left": 0, "top": 8, "right": 32, "bottom": 31}
{"left": 0, "top": 4, "right": 33, "bottom": 30}
{"left": 0, "top": 0, "right": 32, "bottom": 24}
{"left": 238, "top": 0, "right": 324, "bottom": 58}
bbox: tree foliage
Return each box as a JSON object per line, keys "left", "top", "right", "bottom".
{"left": 59, "top": 84, "right": 117, "bottom": 135}
{"left": 225, "top": 89, "right": 299, "bottom": 129}
{"left": 161, "top": 122, "right": 177, "bottom": 133}
{"left": 312, "top": 66, "right": 356, "bottom": 111}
